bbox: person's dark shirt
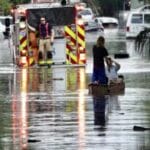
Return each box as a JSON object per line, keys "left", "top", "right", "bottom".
{"left": 93, "top": 45, "right": 108, "bottom": 68}
{"left": 39, "top": 23, "right": 52, "bottom": 38}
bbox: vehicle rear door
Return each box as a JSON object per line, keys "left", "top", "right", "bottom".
{"left": 130, "top": 13, "right": 144, "bottom": 35}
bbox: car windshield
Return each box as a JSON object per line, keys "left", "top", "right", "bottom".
{"left": 79, "top": 10, "right": 91, "bottom": 15}
{"left": 88, "top": 21, "right": 96, "bottom": 25}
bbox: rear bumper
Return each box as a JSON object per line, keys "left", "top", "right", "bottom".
{"left": 126, "top": 32, "right": 138, "bottom": 39}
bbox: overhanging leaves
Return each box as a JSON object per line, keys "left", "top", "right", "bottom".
{"left": 135, "top": 27, "right": 150, "bottom": 56}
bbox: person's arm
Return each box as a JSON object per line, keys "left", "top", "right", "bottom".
{"left": 48, "top": 24, "right": 52, "bottom": 35}
{"left": 28, "top": 24, "right": 36, "bottom": 32}
{"left": 51, "top": 28, "right": 55, "bottom": 45}
{"left": 92, "top": 45, "right": 96, "bottom": 59}
{"left": 104, "top": 56, "right": 109, "bottom": 62}
{"left": 113, "top": 59, "right": 120, "bottom": 71}
{"left": 48, "top": 24, "right": 55, "bottom": 45}
{"left": 103, "top": 47, "right": 109, "bottom": 61}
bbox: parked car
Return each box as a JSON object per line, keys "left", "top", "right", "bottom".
{"left": 94, "top": 17, "right": 119, "bottom": 28}
{"left": 78, "top": 8, "right": 95, "bottom": 23}
{"left": 0, "top": 16, "right": 13, "bottom": 39}
{"left": 126, "top": 11, "right": 150, "bottom": 38}
{"left": 85, "top": 20, "right": 104, "bottom": 32}
{"left": 0, "top": 16, "right": 13, "bottom": 33}
{"left": 0, "top": 22, "right": 6, "bottom": 33}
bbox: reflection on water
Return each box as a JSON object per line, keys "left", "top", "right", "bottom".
{"left": 8, "top": 67, "right": 87, "bottom": 150}
{"left": 0, "top": 74, "right": 13, "bottom": 95}
{"left": 106, "top": 41, "right": 126, "bottom": 55}
{"left": 78, "top": 68, "right": 86, "bottom": 150}
{"left": 93, "top": 95, "right": 120, "bottom": 127}
{"left": 12, "top": 69, "right": 28, "bottom": 149}
{"left": 93, "top": 96, "right": 107, "bottom": 126}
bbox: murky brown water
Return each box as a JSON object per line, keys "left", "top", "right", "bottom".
{"left": 0, "top": 30, "right": 150, "bottom": 150}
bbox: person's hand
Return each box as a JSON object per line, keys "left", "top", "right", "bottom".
{"left": 112, "top": 59, "right": 115, "bottom": 63}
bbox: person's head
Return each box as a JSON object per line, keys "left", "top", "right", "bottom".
{"left": 40, "top": 17, "right": 46, "bottom": 24}
{"left": 96, "top": 36, "right": 105, "bottom": 47}
{"left": 106, "top": 57, "right": 113, "bottom": 67}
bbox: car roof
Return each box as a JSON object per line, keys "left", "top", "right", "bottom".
{"left": 95, "top": 17, "right": 118, "bottom": 24}
{"left": 129, "top": 11, "right": 150, "bottom": 14}
{"left": 134, "top": 4, "right": 150, "bottom": 12}
{"left": 0, "top": 16, "right": 12, "bottom": 19}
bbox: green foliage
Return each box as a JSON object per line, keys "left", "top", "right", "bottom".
{"left": 135, "top": 28, "right": 150, "bottom": 57}
{"left": 0, "top": 0, "right": 12, "bottom": 15}
{"left": 95, "top": 0, "right": 123, "bottom": 16}
{"left": 11, "top": 0, "right": 31, "bottom": 4}
{"left": 0, "top": 0, "right": 30, "bottom": 15}
{"left": 138, "top": 0, "right": 150, "bottom": 2}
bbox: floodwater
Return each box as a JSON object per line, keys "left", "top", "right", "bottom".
{"left": 0, "top": 30, "right": 150, "bottom": 150}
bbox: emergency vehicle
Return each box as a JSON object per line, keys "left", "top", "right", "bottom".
{"left": 9, "top": 2, "right": 86, "bottom": 67}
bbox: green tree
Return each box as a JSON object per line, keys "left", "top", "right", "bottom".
{"left": 139, "top": 0, "right": 150, "bottom": 3}
{"left": 11, "top": 0, "right": 30, "bottom": 4}
{"left": 135, "top": 0, "right": 150, "bottom": 57}
{"left": 135, "top": 28, "right": 150, "bottom": 58}
{"left": 83, "top": 0, "right": 123, "bottom": 16}
{"left": 95, "top": 0, "right": 123, "bottom": 16}
{"left": 0, "top": 0, "right": 12, "bottom": 15}
{"left": 0, "top": 0, "right": 31, "bottom": 15}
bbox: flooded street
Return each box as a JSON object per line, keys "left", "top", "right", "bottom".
{"left": 0, "top": 30, "right": 150, "bottom": 150}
